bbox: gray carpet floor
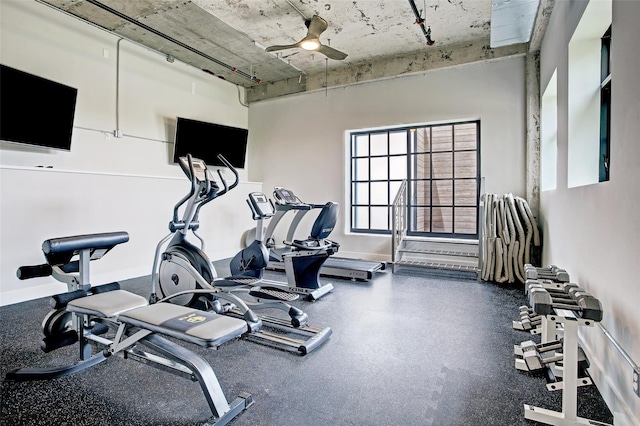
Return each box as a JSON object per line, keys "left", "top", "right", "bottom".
{"left": 0, "top": 263, "right": 614, "bottom": 425}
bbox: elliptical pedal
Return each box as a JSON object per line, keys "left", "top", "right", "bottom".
{"left": 227, "top": 308, "right": 332, "bottom": 355}
{"left": 222, "top": 276, "right": 261, "bottom": 286}
{"left": 249, "top": 286, "right": 299, "bottom": 301}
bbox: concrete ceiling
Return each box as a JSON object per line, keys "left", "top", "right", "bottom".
{"left": 38, "top": 0, "right": 551, "bottom": 103}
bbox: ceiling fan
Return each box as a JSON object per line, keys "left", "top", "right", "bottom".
{"left": 264, "top": 6, "right": 347, "bottom": 61}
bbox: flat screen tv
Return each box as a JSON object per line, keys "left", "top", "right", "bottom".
{"left": 173, "top": 117, "right": 248, "bottom": 169}
{"left": 0, "top": 64, "right": 78, "bottom": 151}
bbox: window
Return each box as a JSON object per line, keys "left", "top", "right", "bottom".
{"left": 600, "top": 25, "right": 611, "bottom": 182}
{"left": 566, "top": 0, "right": 611, "bottom": 187}
{"left": 350, "top": 131, "right": 408, "bottom": 233}
{"left": 350, "top": 120, "right": 480, "bottom": 237}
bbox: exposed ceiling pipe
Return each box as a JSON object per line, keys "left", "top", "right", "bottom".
{"left": 114, "top": 38, "right": 123, "bottom": 137}
{"left": 408, "top": 0, "right": 435, "bottom": 46}
{"left": 236, "top": 85, "right": 248, "bottom": 108}
{"left": 84, "top": 0, "right": 262, "bottom": 84}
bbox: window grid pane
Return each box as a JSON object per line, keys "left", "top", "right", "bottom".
{"left": 353, "top": 134, "right": 369, "bottom": 157}
{"left": 454, "top": 123, "right": 478, "bottom": 151}
{"left": 431, "top": 152, "right": 453, "bottom": 179}
{"left": 389, "top": 131, "right": 407, "bottom": 155}
{"left": 432, "top": 180, "right": 453, "bottom": 206}
{"left": 370, "top": 181, "right": 389, "bottom": 205}
{"left": 350, "top": 121, "right": 479, "bottom": 237}
{"left": 454, "top": 207, "right": 477, "bottom": 234}
{"left": 431, "top": 207, "right": 453, "bottom": 233}
{"left": 370, "top": 133, "right": 388, "bottom": 156}
{"left": 370, "top": 157, "right": 389, "bottom": 181}
{"left": 431, "top": 126, "right": 453, "bottom": 152}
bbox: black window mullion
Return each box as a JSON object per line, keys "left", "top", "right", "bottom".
{"left": 429, "top": 126, "right": 433, "bottom": 233}
{"left": 387, "top": 131, "right": 391, "bottom": 229}
{"left": 350, "top": 135, "right": 355, "bottom": 230}
{"left": 350, "top": 120, "right": 479, "bottom": 237}
{"left": 367, "top": 134, "right": 372, "bottom": 231}
{"left": 452, "top": 124, "right": 456, "bottom": 235}
{"left": 599, "top": 25, "right": 611, "bottom": 183}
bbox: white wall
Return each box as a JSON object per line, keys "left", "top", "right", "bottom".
{"left": 0, "top": 1, "right": 259, "bottom": 305}
{"left": 247, "top": 58, "right": 527, "bottom": 260}
{"left": 541, "top": 69, "right": 557, "bottom": 191}
{"left": 540, "top": 0, "right": 640, "bottom": 424}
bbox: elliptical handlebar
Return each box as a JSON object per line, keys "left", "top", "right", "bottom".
{"left": 170, "top": 154, "right": 239, "bottom": 231}
{"left": 195, "top": 154, "right": 238, "bottom": 215}
{"left": 215, "top": 154, "right": 239, "bottom": 197}
{"left": 186, "top": 154, "right": 198, "bottom": 195}
{"left": 172, "top": 154, "right": 199, "bottom": 224}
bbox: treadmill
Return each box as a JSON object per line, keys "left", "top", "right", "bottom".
{"left": 265, "top": 187, "right": 386, "bottom": 281}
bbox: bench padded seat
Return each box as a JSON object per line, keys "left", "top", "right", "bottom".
{"left": 119, "top": 303, "right": 248, "bottom": 348}
{"left": 67, "top": 290, "right": 148, "bottom": 317}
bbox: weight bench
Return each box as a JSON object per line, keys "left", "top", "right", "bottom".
{"left": 7, "top": 232, "right": 254, "bottom": 426}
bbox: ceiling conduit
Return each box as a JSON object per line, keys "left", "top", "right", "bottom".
{"left": 408, "top": 0, "right": 435, "bottom": 46}
{"left": 84, "top": 0, "right": 262, "bottom": 84}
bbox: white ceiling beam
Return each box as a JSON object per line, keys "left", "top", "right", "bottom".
{"left": 247, "top": 38, "right": 528, "bottom": 103}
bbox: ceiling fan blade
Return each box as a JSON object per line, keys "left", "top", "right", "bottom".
{"left": 306, "top": 15, "right": 328, "bottom": 38}
{"left": 265, "top": 43, "right": 301, "bottom": 53}
{"left": 317, "top": 44, "right": 348, "bottom": 60}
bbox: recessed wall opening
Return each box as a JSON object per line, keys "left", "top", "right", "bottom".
{"left": 541, "top": 69, "right": 557, "bottom": 191}
{"left": 567, "top": 0, "right": 612, "bottom": 188}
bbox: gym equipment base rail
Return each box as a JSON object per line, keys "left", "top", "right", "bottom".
{"left": 268, "top": 257, "right": 386, "bottom": 281}
{"left": 227, "top": 308, "right": 331, "bottom": 355}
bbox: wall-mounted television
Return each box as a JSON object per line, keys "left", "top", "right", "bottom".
{"left": 173, "top": 117, "right": 248, "bottom": 169}
{"left": 0, "top": 64, "right": 78, "bottom": 151}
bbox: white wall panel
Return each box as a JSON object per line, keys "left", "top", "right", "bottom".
{"left": 539, "top": 0, "right": 639, "bottom": 423}
{"left": 0, "top": 0, "right": 255, "bottom": 305}
{"left": 248, "top": 58, "right": 527, "bottom": 260}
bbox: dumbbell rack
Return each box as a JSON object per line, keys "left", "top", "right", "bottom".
{"left": 513, "top": 275, "right": 573, "bottom": 333}
{"left": 539, "top": 313, "right": 566, "bottom": 380}
{"left": 535, "top": 300, "right": 567, "bottom": 380}
{"left": 523, "top": 309, "right": 611, "bottom": 426}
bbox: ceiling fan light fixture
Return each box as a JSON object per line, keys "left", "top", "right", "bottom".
{"left": 301, "top": 40, "right": 320, "bottom": 50}
{"left": 264, "top": 15, "right": 347, "bottom": 60}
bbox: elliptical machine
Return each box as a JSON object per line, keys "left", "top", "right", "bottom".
{"left": 151, "top": 154, "right": 304, "bottom": 321}
{"left": 150, "top": 155, "right": 225, "bottom": 306}
{"left": 149, "top": 154, "right": 264, "bottom": 329}
{"left": 150, "top": 155, "right": 331, "bottom": 354}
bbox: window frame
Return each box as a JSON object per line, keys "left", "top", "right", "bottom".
{"left": 349, "top": 120, "right": 480, "bottom": 238}
{"left": 350, "top": 130, "right": 409, "bottom": 235}
{"left": 599, "top": 25, "right": 612, "bottom": 182}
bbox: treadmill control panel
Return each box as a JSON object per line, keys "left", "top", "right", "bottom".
{"left": 273, "top": 187, "right": 300, "bottom": 205}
